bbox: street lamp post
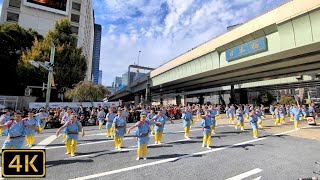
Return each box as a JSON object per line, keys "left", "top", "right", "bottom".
{"left": 45, "top": 42, "right": 55, "bottom": 108}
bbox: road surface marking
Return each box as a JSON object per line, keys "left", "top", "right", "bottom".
{"left": 225, "top": 168, "right": 262, "bottom": 180}
{"left": 252, "top": 176, "right": 262, "bottom": 180}
{"left": 31, "top": 135, "right": 58, "bottom": 149}
{"left": 69, "top": 126, "right": 307, "bottom": 180}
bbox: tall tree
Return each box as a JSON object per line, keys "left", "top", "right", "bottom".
{"left": 21, "top": 18, "right": 87, "bottom": 91}
{"left": 0, "top": 24, "right": 42, "bottom": 95}
{"left": 65, "top": 81, "right": 110, "bottom": 102}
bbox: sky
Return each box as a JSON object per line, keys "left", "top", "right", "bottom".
{"left": 92, "top": 0, "right": 288, "bottom": 86}
{"left": 0, "top": 0, "right": 288, "bottom": 86}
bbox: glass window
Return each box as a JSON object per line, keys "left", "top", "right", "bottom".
{"left": 9, "top": 0, "right": 21, "bottom": 8}
{"left": 71, "top": 26, "right": 79, "bottom": 35}
{"left": 6, "top": 12, "right": 19, "bottom": 22}
{"left": 71, "top": 14, "right": 80, "bottom": 23}
{"left": 72, "top": 2, "right": 81, "bottom": 11}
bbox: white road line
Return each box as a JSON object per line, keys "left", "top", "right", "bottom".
{"left": 225, "top": 168, "right": 262, "bottom": 180}
{"left": 69, "top": 126, "right": 307, "bottom": 180}
{"left": 31, "top": 135, "right": 58, "bottom": 149}
{"left": 252, "top": 176, "right": 262, "bottom": 180}
{"left": 66, "top": 139, "right": 190, "bottom": 159}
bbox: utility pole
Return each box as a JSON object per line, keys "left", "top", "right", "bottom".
{"left": 45, "top": 42, "right": 55, "bottom": 108}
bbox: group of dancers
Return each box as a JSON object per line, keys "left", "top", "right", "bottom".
{"left": 0, "top": 102, "right": 317, "bottom": 160}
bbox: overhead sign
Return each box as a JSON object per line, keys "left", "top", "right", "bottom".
{"left": 24, "top": 0, "right": 70, "bottom": 15}
{"left": 226, "top": 36, "right": 267, "bottom": 61}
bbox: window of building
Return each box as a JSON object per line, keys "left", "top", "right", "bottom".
{"left": 71, "top": 14, "right": 80, "bottom": 23}
{"left": 6, "top": 12, "right": 19, "bottom": 22}
{"left": 72, "top": 2, "right": 81, "bottom": 11}
{"left": 9, "top": 0, "right": 21, "bottom": 8}
{"left": 71, "top": 26, "right": 79, "bottom": 35}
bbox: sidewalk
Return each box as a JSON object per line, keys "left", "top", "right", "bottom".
{"left": 215, "top": 115, "right": 320, "bottom": 141}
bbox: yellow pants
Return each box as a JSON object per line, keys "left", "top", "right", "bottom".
{"left": 63, "top": 133, "right": 67, "bottom": 142}
{"left": 0, "top": 128, "right": 3, "bottom": 134}
{"left": 114, "top": 134, "right": 123, "bottom": 148}
{"left": 107, "top": 127, "right": 114, "bottom": 137}
{"left": 294, "top": 121, "right": 299, "bottom": 129}
{"left": 155, "top": 132, "right": 163, "bottom": 143}
{"left": 235, "top": 121, "right": 244, "bottom": 129}
{"left": 191, "top": 118, "right": 196, "bottom": 125}
{"left": 197, "top": 114, "right": 201, "bottom": 121}
{"left": 39, "top": 126, "right": 45, "bottom": 132}
{"left": 202, "top": 133, "right": 211, "bottom": 146}
{"left": 280, "top": 116, "right": 285, "bottom": 123}
{"left": 262, "top": 114, "right": 266, "bottom": 118}
{"left": 137, "top": 143, "right": 147, "bottom": 157}
{"left": 257, "top": 120, "right": 262, "bottom": 127}
{"left": 26, "top": 134, "right": 35, "bottom": 145}
{"left": 290, "top": 116, "right": 294, "bottom": 121}
{"left": 99, "top": 123, "right": 103, "bottom": 129}
{"left": 275, "top": 118, "right": 280, "bottom": 125}
{"left": 66, "top": 139, "right": 77, "bottom": 155}
{"left": 184, "top": 126, "right": 190, "bottom": 137}
{"left": 271, "top": 112, "right": 275, "bottom": 118}
{"left": 246, "top": 115, "right": 250, "bottom": 121}
{"left": 211, "top": 124, "right": 216, "bottom": 134}
{"left": 0, "top": 145, "right": 16, "bottom": 154}
{"left": 150, "top": 126, "right": 154, "bottom": 134}
{"left": 229, "top": 117, "right": 234, "bottom": 124}
{"left": 253, "top": 129, "right": 258, "bottom": 137}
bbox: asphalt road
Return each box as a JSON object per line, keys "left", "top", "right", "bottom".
{"left": 0, "top": 118, "right": 319, "bottom": 180}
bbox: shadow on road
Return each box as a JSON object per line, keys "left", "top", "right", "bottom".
{"left": 47, "top": 159, "right": 93, "bottom": 168}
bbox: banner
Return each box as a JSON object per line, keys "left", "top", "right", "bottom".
{"left": 29, "top": 102, "right": 120, "bottom": 109}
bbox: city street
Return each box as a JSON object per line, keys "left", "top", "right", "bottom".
{"left": 0, "top": 116, "right": 319, "bottom": 180}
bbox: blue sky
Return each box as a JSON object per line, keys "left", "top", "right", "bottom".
{"left": 92, "top": 0, "right": 288, "bottom": 86}
{"left": 0, "top": 0, "right": 288, "bottom": 86}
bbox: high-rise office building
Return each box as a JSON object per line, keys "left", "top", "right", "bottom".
{"left": 98, "top": 70, "right": 102, "bottom": 84}
{"left": 0, "top": 0, "right": 94, "bottom": 81}
{"left": 92, "top": 23, "right": 102, "bottom": 84}
{"left": 122, "top": 72, "right": 136, "bottom": 86}
{"left": 114, "top": 76, "right": 122, "bottom": 87}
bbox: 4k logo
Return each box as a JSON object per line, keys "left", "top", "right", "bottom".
{"left": 2, "top": 149, "right": 46, "bottom": 178}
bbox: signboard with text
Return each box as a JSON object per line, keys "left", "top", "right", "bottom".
{"left": 24, "top": 0, "right": 69, "bottom": 15}
{"left": 226, "top": 36, "right": 268, "bottom": 61}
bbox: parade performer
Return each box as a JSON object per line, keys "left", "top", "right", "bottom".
{"left": 24, "top": 111, "right": 38, "bottom": 147}
{"left": 201, "top": 110, "right": 212, "bottom": 149}
{"left": 244, "top": 105, "right": 250, "bottom": 121}
{"left": 0, "top": 110, "right": 11, "bottom": 135}
{"left": 215, "top": 105, "right": 221, "bottom": 126}
{"left": 225, "top": 105, "right": 230, "bottom": 118}
{"left": 97, "top": 108, "right": 106, "bottom": 129}
{"left": 279, "top": 105, "right": 286, "bottom": 123}
{"left": 151, "top": 111, "right": 174, "bottom": 144}
{"left": 235, "top": 106, "right": 245, "bottom": 131}
{"left": 256, "top": 106, "right": 263, "bottom": 128}
{"left": 61, "top": 109, "right": 72, "bottom": 143}
{"left": 274, "top": 105, "right": 282, "bottom": 126}
{"left": 0, "top": 112, "right": 39, "bottom": 150}
{"left": 228, "top": 106, "right": 235, "bottom": 124}
{"left": 301, "top": 105, "right": 307, "bottom": 119}
{"left": 270, "top": 105, "right": 275, "bottom": 118}
{"left": 147, "top": 109, "right": 156, "bottom": 135}
{"left": 182, "top": 107, "right": 192, "bottom": 139}
{"left": 56, "top": 114, "right": 84, "bottom": 157}
{"left": 113, "top": 110, "right": 126, "bottom": 150}
{"left": 289, "top": 105, "right": 294, "bottom": 121}
{"left": 249, "top": 109, "right": 259, "bottom": 138}
{"left": 209, "top": 105, "right": 219, "bottom": 134}
{"left": 35, "top": 109, "right": 48, "bottom": 133}
{"left": 106, "top": 109, "right": 116, "bottom": 138}
{"left": 260, "top": 105, "right": 266, "bottom": 118}
{"left": 127, "top": 112, "right": 151, "bottom": 160}
{"left": 291, "top": 104, "right": 301, "bottom": 129}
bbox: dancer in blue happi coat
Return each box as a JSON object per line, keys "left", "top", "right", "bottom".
{"left": 0, "top": 110, "right": 11, "bottom": 135}
{"left": 235, "top": 106, "right": 245, "bottom": 131}
{"left": 24, "top": 111, "right": 38, "bottom": 147}
{"left": 97, "top": 108, "right": 106, "bottom": 129}
{"left": 201, "top": 110, "right": 212, "bottom": 149}
{"left": 182, "top": 107, "right": 192, "bottom": 139}
{"left": 113, "top": 110, "right": 126, "bottom": 150}
{"left": 106, "top": 109, "right": 116, "bottom": 138}
{"left": 249, "top": 109, "right": 259, "bottom": 138}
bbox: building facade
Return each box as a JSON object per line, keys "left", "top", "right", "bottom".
{"left": 121, "top": 72, "right": 136, "bottom": 86}
{"left": 98, "top": 70, "right": 102, "bottom": 84}
{"left": 0, "top": 0, "right": 94, "bottom": 81}
{"left": 92, "top": 23, "right": 102, "bottom": 84}
{"left": 114, "top": 76, "right": 122, "bottom": 87}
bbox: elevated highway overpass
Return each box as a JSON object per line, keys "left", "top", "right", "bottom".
{"left": 109, "top": 0, "right": 320, "bottom": 105}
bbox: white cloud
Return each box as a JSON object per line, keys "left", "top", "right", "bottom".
{"left": 95, "top": 0, "right": 287, "bottom": 86}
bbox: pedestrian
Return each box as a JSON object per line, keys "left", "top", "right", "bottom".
{"left": 56, "top": 114, "right": 84, "bottom": 157}
{"left": 201, "top": 110, "right": 212, "bottom": 149}
{"left": 127, "top": 112, "right": 151, "bottom": 160}
{"left": 113, "top": 110, "right": 127, "bottom": 150}
{"left": 24, "top": 111, "right": 38, "bottom": 147}
{"left": 0, "top": 111, "right": 39, "bottom": 150}
{"left": 106, "top": 108, "right": 116, "bottom": 138}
